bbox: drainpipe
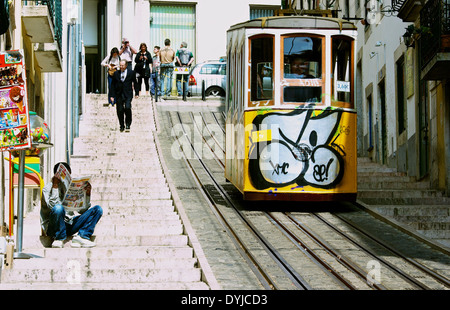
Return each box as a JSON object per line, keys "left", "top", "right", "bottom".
{"left": 66, "top": 22, "right": 72, "bottom": 165}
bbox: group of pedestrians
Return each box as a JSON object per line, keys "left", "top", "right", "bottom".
{"left": 101, "top": 37, "right": 194, "bottom": 133}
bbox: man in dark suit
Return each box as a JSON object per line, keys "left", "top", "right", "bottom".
{"left": 110, "top": 60, "right": 136, "bottom": 132}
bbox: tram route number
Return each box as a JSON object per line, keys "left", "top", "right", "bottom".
{"left": 181, "top": 294, "right": 268, "bottom": 307}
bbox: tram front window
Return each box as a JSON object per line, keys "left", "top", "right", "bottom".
{"left": 283, "top": 36, "right": 323, "bottom": 104}
{"left": 284, "top": 37, "right": 321, "bottom": 79}
{"left": 251, "top": 36, "right": 274, "bottom": 101}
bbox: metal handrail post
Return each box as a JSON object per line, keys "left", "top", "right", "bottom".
{"left": 13, "top": 150, "right": 26, "bottom": 258}
{"left": 13, "top": 150, "right": 40, "bottom": 259}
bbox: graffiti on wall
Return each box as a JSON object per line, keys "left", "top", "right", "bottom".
{"left": 248, "top": 106, "right": 346, "bottom": 190}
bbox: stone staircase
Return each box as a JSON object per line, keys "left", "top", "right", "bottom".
{"left": 357, "top": 157, "right": 450, "bottom": 249}
{"left": 0, "top": 94, "right": 210, "bottom": 289}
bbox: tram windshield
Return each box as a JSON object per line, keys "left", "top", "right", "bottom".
{"left": 284, "top": 37, "right": 321, "bottom": 79}
{"left": 282, "top": 36, "right": 323, "bottom": 104}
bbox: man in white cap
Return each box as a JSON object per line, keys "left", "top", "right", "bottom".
{"left": 119, "top": 37, "right": 137, "bottom": 70}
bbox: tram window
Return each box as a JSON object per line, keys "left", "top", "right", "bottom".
{"left": 256, "top": 62, "right": 273, "bottom": 99}
{"left": 251, "top": 37, "right": 273, "bottom": 101}
{"left": 284, "top": 37, "right": 322, "bottom": 79}
{"left": 332, "top": 37, "right": 353, "bottom": 106}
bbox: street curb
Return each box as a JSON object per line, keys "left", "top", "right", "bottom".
{"left": 152, "top": 99, "right": 222, "bottom": 290}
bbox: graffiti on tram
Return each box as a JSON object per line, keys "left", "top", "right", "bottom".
{"left": 248, "top": 106, "right": 348, "bottom": 190}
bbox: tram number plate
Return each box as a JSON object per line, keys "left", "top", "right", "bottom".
{"left": 174, "top": 67, "right": 190, "bottom": 74}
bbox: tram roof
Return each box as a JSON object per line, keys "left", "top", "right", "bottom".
{"left": 228, "top": 15, "right": 357, "bottom": 32}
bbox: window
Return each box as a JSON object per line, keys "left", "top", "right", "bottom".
{"left": 250, "top": 36, "right": 274, "bottom": 103}
{"left": 200, "top": 64, "right": 226, "bottom": 75}
{"left": 284, "top": 37, "right": 321, "bottom": 79}
{"left": 396, "top": 57, "right": 406, "bottom": 134}
{"left": 332, "top": 36, "right": 353, "bottom": 108}
{"left": 282, "top": 35, "right": 323, "bottom": 104}
{"left": 200, "top": 64, "right": 219, "bottom": 75}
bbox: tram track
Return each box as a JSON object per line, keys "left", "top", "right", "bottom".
{"left": 168, "top": 110, "right": 311, "bottom": 290}
{"left": 166, "top": 109, "right": 450, "bottom": 290}
{"left": 323, "top": 209, "right": 450, "bottom": 289}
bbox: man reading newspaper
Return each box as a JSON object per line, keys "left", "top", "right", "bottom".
{"left": 40, "top": 162, "right": 103, "bottom": 248}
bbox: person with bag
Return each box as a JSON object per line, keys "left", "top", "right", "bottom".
{"left": 134, "top": 43, "right": 152, "bottom": 98}
{"left": 101, "top": 47, "right": 120, "bottom": 106}
{"left": 175, "top": 41, "right": 194, "bottom": 96}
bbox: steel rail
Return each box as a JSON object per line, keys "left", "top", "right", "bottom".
{"left": 202, "top": 110, "right": 449, "bottom": 290}
{"left": 199, "top": 111, "right": 225, "bottom": 154}
{"left": 211, "top": 111, "right": 226, "bottom": 134}
{"left": 335, "top": 207, "right": 450, "bottom": 289}
{"left": 284, "top": 212, "right": 387, "bottom": 290}
{"left": 313, "top": 212, "right": 432, "bottom": 290}
{"left": 265, "top": 212, "right": 356, "bottom": 290}
{"left": 175, "top": 111, "right": 311, "bottom": 290}
{"left": 167, "top": 111, "right": 276, "bottom": 290}
{"left": 189, "top": 112, "right": 225, "bottom": 168}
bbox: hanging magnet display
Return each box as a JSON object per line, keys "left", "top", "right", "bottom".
{"left": 0, "top": 50, "right": 31, "bottom": 151}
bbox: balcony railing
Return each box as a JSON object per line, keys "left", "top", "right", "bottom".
{"left": 22, "top": 0, "right": 62, "bottom": 52}
{"left": 391, "top": 0, "right": 424, "bottom": 21}
{"left": 419, "top": 0, "right": 450, "bottom": 69}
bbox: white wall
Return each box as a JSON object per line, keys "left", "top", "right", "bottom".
{"left": 355, "top": 11, "right": 410, "bottom": 159}
{"left": 83, "top": 0, "right": 99, "bottom": 47}
{"left": 145, "top": 0, "right": 280, "bottom": 63}
{"left": 196, "top": 0, "right": 280, "bottom": 62}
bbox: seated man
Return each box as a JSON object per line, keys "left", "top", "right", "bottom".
{"left": 40, "top": 162, "right": 103, "bottom": 248}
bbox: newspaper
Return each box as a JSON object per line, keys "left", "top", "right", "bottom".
{"left": 55, "top": 163, "right": 91, "bottom": 212}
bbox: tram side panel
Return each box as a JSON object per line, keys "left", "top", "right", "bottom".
{"left": 243, "top": 107, "right": 357, "bottom": 201}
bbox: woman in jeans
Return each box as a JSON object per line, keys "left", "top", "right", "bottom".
{"left": 101, "top": 47, "right": 120, "bottom": 106}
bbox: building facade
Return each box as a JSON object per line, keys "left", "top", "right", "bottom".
{"left": 334, "top": 0, "right": 449, "bottom": 195}
{"left": 1, "top": 0, "right": 448, "bottom": 210}
{"left": 85, "top": 0, "right": 282, "bottom": 94}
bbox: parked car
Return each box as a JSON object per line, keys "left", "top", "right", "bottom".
{"left": 188, "top": 60, "right": 226, "bottom": 97}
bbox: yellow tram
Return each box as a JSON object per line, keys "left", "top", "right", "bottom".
{"left": 225, "top": 15, "right": 358, "bottom": 201}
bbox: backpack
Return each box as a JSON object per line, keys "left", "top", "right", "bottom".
{"left": 178, "top": 48, "right": 191, "bottom": 66}
{"left": 0, "top": 0, "right": 9, "bottom": 35}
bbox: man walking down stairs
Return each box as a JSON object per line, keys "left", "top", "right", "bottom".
{"left": 0, "top": 94, "right": 213, "bottom": 289}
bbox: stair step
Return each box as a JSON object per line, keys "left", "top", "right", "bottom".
{"left": 0, "top": 281, "right": 209, "bottom": 290}
{"left": 1, "top": 94, "right": 209, "bottom": 289}
{"left": 2, "top": 267, "right": 201, "bottom": 283}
